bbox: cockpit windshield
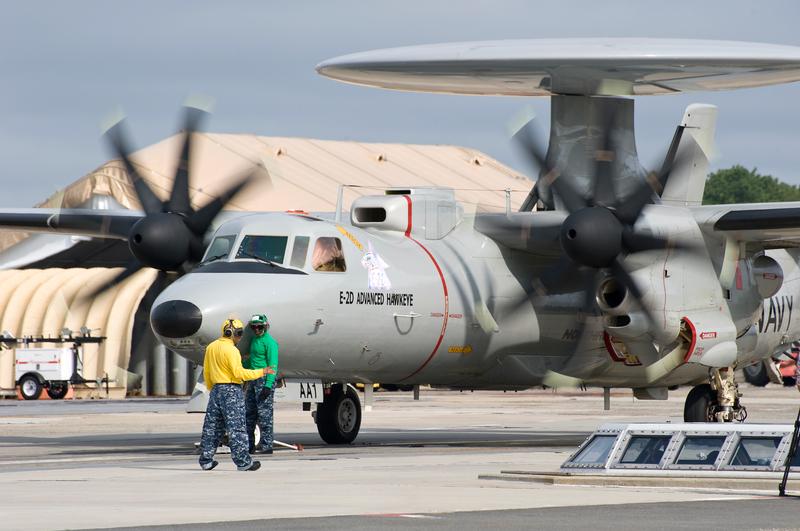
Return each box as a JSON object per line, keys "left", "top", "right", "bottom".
{"left": 203, "top": 235, "right": 236, "bottom": 262}
{"left": 236, "top": 235, "right": 288, "bottom": 264}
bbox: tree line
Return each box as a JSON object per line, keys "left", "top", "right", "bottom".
{"left": 702, "top": 165, "right": 800, "bottom": 205}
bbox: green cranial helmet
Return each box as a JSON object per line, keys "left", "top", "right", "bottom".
{"left": 249, "top": 314, "right": 269, "bottom": 326}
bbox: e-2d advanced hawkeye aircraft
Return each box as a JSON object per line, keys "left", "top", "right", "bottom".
{"left": 4, "top": 38, "right": 800, "bottom": 445}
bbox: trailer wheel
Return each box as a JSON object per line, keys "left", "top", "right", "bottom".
{"left": 47, "top": 382, "right": 69, "bottom": 400}
{"left": 19, "top": 374, "right": 43, "bottom": 400}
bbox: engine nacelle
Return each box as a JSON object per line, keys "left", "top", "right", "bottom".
{"left": 596, "top": 277, "right": 633, "bottom": 316}
{"left": 682, "top": 311, "right": 738, "bottom": 367}
{"left": 596, "top": 274, "right": 680, "bottom": 343}
{"left": 604, "top": 312, "right": 650, "bottom": 340}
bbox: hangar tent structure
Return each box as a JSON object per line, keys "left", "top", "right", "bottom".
{"left": 0, "top": 132, "right": 529, "bottom": 398}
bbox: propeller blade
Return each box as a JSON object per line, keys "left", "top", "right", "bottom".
{"left": 621, "top": 230, "right": 673, "bottom": 254}
{"left": 82, "top": 261, "right": 144, "bottom": 301}
{"left": 474, "top": 210, "right": 564, "bottom": 254}
{"left": 542, "top": 271, "right": 598, "bottom": 389}
{"left": 534, "top": 256, "right": 579, "bottom": 296}
{"left": 168, "top": 106, "right": 208, "bottom": 216}
{"left": 188, "top": 165, "right": 262, "bottom": 235}
{"left": 542, "top": 370, "right": 584, "bottom": 388}
{"left": 546, "top": 169, "right": 587, "bottom": 214}
{"left": 511, "top": 119, "right": 549, "bottom": 175}
{"left": 512, "top": 120, "right": 586, "bottom": 213}
{"left": 104, "top": 119, "right": 163, "bottom": 215}
{"left": 609, "top": 259, "right": 657, "bottom": 330}
{"left": 614, "top": 126, "right": 687, "bottom": 225}
{"left": 504, "top": 283, "right": 536, "bottom": 316}
{"left": 578, "top": 268, "right": 599, "bottom": 317}
{"left": 622, "top": 229, "right": 701, "bottom": 256}
{"left": 644, "top": 342, "right": 687, "bottom": 383}
{"left": 591, "top": 107, "right": 619, "bottom": 207}
{"left": 519, "top": 182, "right": 540, "bottom": 212}
{"left": 657, "top": 124, "right": 686, "bottom": 185}
{"left": 512, "top": 121, "right": 552, "bottom": 212}
{"left": 474, "top": 299, "right": 500, "bottom": 334}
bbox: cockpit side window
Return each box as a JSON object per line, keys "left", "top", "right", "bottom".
{"left": 204, "top": 235, "right": 236, "bottom": 261}
{"left": 236, "top": 235, "right": 288, "bottom": 263}
{"left": 312, "top": 237, "right": 346, "bottom": 272}
{"left": 290, "top": 236, "right": 310, "bottom": 268}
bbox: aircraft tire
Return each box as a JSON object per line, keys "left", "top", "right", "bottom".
{"left": 742, "top": 362, "right": 770, "bottom": 387}
{"left": 683, "top": 383, "right": 716, "bottom": 422}
{"left": 316, "top": 384, "right": 361, "bottom": 444}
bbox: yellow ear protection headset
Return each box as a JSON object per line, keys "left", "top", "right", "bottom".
{"left": 223, "top": 319, "right": 244, "bottom": 338}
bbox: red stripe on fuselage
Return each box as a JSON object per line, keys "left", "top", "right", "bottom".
{"left": 405, "top": 195, "right": 412, "bottom": 237}
{"left": 399, "top": 195, "right": 449, "bottom": 382}
{"left": 682, "top": 317, "right": 698, "bottom": 363}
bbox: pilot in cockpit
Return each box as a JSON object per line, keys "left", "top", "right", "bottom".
{"left": 312, "top": 236, "right": 346, "bottom": 272}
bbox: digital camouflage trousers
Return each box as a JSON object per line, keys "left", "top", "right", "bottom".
{"left": 245, "top": 376, "right": 274, "bottom": 451}
{"left": 199, "top": 383, "right": 254, "bottom": 470}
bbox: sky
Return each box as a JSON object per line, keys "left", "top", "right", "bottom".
{"left": 1, "top": 0, "right": 799, "bottom": 207}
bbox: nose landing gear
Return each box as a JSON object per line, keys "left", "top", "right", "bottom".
{"left": 684, "top": 367, "right": 747, "bottom": 423}
{"left": 314, "top": 384, "right": 362, "bottom": 444}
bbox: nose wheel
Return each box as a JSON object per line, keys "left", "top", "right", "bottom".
{"left": 315, "top": 384, "right": 362, "bottom": 444}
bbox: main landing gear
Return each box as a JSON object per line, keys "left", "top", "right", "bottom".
{"left": 315, "top": 384, "right": 362, "bottom": 444}
{"left": 684, "top": 367, "right": 747, "bottom": 423}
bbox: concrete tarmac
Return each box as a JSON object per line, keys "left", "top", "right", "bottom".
{"left": 1, "top": 385, "right": 799, "bottom": 530}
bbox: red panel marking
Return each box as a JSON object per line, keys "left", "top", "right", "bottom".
{"left": 682, "top": 317, "right": 698, "bottom": 363}
{"left": 399, "top": 195, "right": 449, "bottom": 382}
{"left": 404, "top": 195, "right": 413, "bottom": 237}
{"left": 602, "top": 332, "right": 642, "bottom": 366}
{"left": 735, "top": 264, "right": 743, "bottom": 290}
{"left": 603, "top": 332, "right": 625, "bottom": 362}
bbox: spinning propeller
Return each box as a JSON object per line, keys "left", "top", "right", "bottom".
{"left": 520, "top": 118, "right": 685, "bottom": 318}
{"left": 504, "top": 112, "right": 692, "bottom": 385}
{"left": 85, "top": 106, "right": 260, "bottom": 297}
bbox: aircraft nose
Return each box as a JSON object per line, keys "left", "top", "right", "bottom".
{"left": 151, "top": 300, "right": 203, "bottom": 338}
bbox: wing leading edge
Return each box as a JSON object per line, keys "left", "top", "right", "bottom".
{"left": 695, "top": 202, "right": 800, "bottom": 248}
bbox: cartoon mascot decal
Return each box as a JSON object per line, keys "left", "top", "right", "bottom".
{"left": 361, "top": 241, "right": 392, "bottom": 291}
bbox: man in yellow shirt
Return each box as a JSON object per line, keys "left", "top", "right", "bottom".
{"left": 199, "top": 318, "right": 272, "bottom": 471}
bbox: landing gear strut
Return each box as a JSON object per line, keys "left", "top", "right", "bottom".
{"left": 315, "top": 384, "right": 362, "bottom": 444}
{"left": 684, "top": 367, "right": 746, "bottom": 423}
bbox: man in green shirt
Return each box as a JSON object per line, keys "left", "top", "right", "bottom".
{"left": 243, "top": 314, "right": 279, "bottom": 454}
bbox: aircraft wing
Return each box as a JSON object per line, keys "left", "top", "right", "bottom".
{"left": 0, "top": 208, "right": 144, "bottom": 240}
{"left": 693, "top": 201, "right": 800, "bottom": 248}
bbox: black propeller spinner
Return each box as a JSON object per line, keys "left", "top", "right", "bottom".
{"left": 89, "top": 106, "right": 257, "bottom": 296}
